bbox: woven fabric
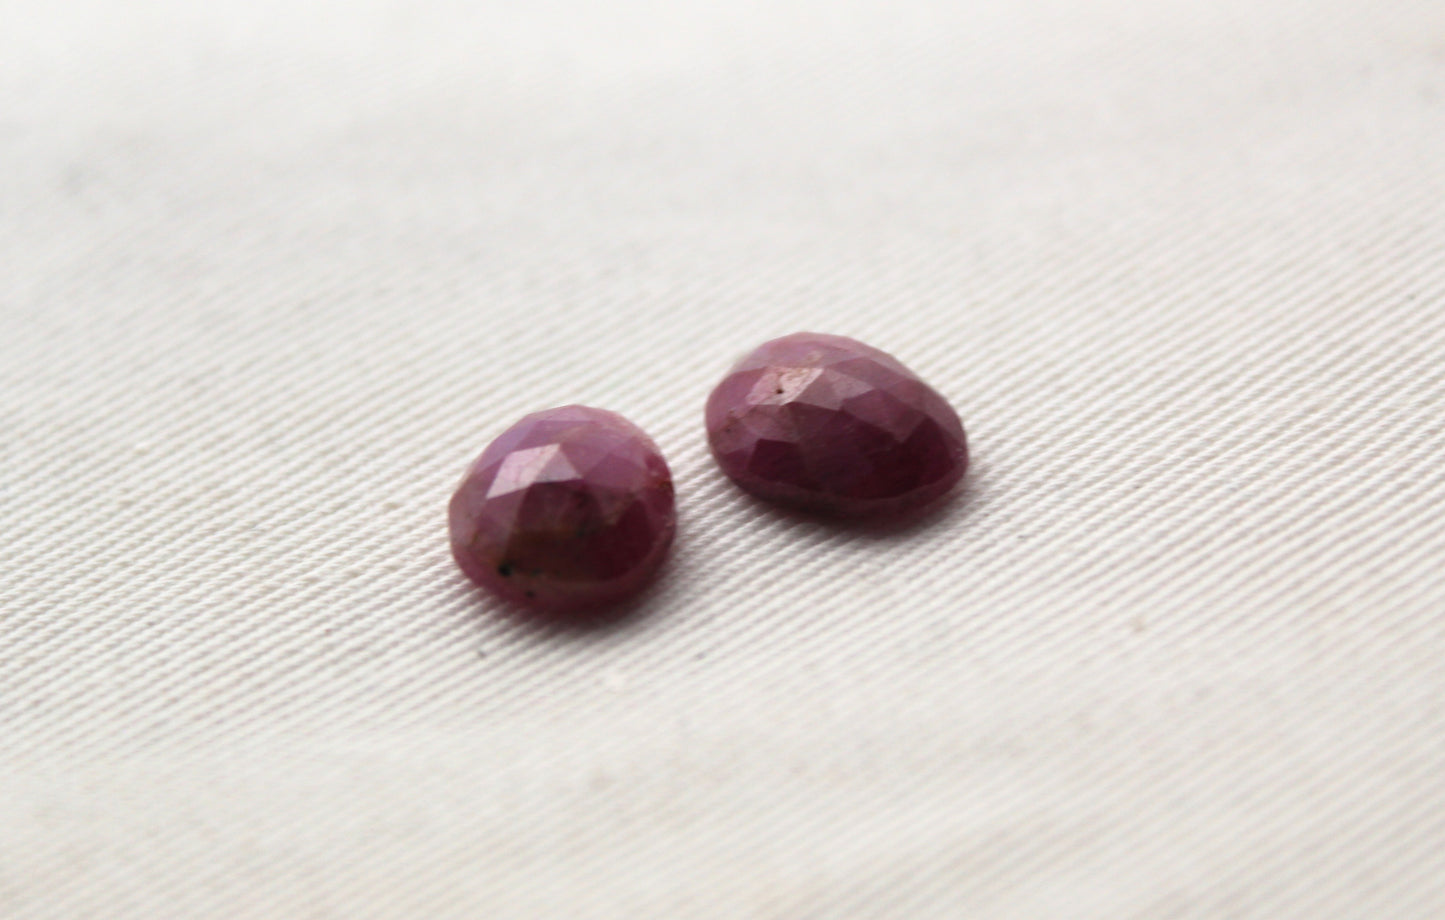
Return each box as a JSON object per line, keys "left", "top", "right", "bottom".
{"left": 4, "top": 0, "right": 1445, "bottom": 916}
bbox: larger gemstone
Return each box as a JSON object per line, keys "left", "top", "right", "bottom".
{"left": 449, "top": 406, "right": 676, "bottom": 612}
{"left": 705, "top": 333, "right": 968, "bottom": 516}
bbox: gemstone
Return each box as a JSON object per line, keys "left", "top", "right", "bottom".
{"left": 449, "top": 406, "right": 676, "bottom": 613}
{"left": 705, "top": 332, "right": 968, "bottom": 516}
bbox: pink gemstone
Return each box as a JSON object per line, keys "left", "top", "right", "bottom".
{"left": 449, "top": 406, "right": 676, "bottom": 613}
{"left": 705, "top": 333, "right": 968, "bottom": 516}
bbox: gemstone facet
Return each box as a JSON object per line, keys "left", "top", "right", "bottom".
{"left": 705, "top": 333, "right": 968, "bottom": 516}
{"left": 449, "top": 406, "right": 676, "bottom": 612}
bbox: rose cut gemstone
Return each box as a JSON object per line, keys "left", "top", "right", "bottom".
{"left": 449, "top": 406, "right": 676, "bottom": 613}
{"left": 705, "top": 332, "right": 968, "bottom": 516}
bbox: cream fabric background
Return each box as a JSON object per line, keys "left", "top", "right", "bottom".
{"left": 4, "top": 0, "right": 1445, "bottom": 916}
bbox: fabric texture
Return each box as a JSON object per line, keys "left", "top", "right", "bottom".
{"left": 4, "top": 0, "right": 1445, "bottom": 916}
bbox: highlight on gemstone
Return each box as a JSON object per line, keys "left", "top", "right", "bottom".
{"left": 449, "top": 406, "right": 676, "bottom": 613}
{"left": 705, "top": 332, "right": 968, "bottom": 516}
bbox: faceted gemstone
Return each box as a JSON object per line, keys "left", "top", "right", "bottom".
{"left": 705, "top": 333, "right": 968, "bottom": 516}
{"left": 449, "top": 406, "right": 676, "bottom": 612}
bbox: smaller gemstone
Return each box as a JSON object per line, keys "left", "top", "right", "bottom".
{"left": 449, "top": 406, "right": 676, "bottom": 613}
{"left": 705, "top": 333, "right": 968, "bottom": 516}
